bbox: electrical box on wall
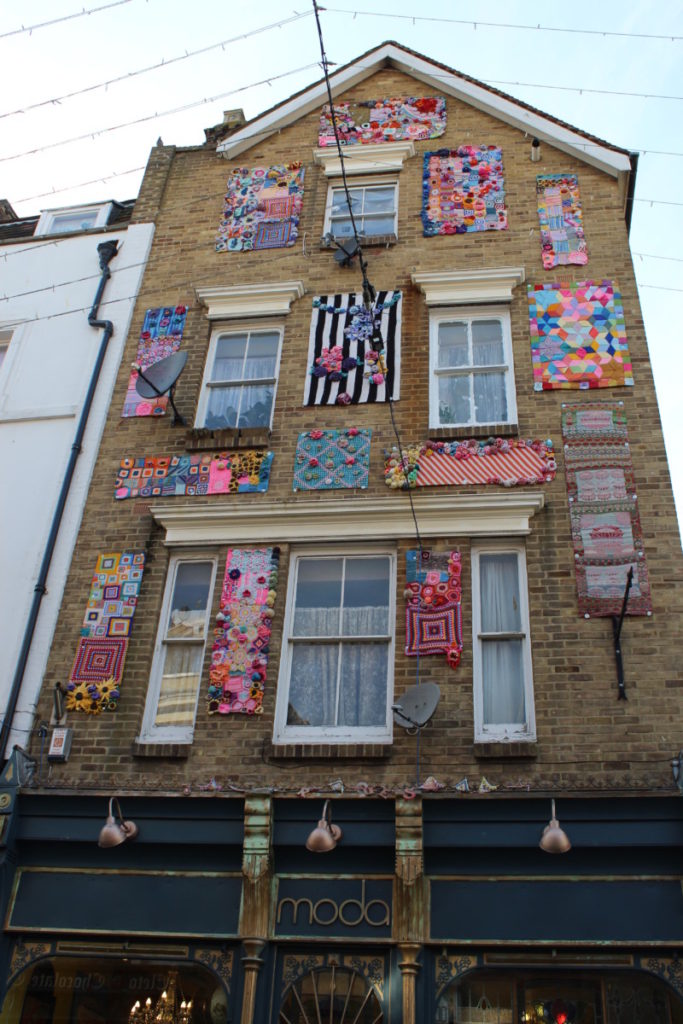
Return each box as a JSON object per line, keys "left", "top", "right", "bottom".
{"left": 48, "top": 727, "right": 72, "bottom": 762}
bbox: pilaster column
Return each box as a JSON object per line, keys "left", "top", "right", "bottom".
{"left": 238, "top": 797, "right": 272, "bottom": 1024}
{"left": 239, "top": 939, "right": 266, "bottom": 1024}
{"left": 395, "top": 797, "right": 425, "bottom": 1024}
{"left": 398, "top": 942, "right": 422, "bottom": 1024}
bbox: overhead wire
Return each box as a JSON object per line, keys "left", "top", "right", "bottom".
{"left": 0, "top": 62, "right": 321, "bottom": 164}
{"left": 322, "top": 6, "right": 683, "bottom": 42}
{"left": 5, "top": 51, "right": 683, "bottom": 172}
{"left": 312, "top": 0, "right": 426, "bottom": 786}
{"left": 0, "top": 0, "right": 133, "bottom": 40}
{"left": 0, "top": 11, "right": 314, "bottom": 121}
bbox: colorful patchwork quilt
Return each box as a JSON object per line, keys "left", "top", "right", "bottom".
{"left": 561, "top": 402, "right": 651, "bottom": 616}
{"left": 529, "top": 280, "right": 633, "bottom": 390}
{"left": 319, "top": 96, "right": 445, "bottom": 146}
{"left": 66, "top": 552, "right": 145, "bottom": 713}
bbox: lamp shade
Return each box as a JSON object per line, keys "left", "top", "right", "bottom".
{"left": 539, "top": 799, "right": 571, "bottom": 854}
{"left": 305, "top": 800, "right": 342, "bottom": 853}
{"left": 98, "top": 797, "right": 139, "bottom": 848}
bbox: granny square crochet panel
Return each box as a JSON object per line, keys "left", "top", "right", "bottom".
{"left": 528, "top": 280, "right": 633, "bottom": 391}
{"left": 122, "top": 306, "right": 188, "bottom": 418}
{"left": 561, "top": 402, "right": 652, "bottom": 617}
{"left": 215, "top": 163, "right": 304, "bottom": 252}
{"left": 404, "top": 550, "right": 463, "bottom": 670}
{"left": 318, "top": 96, "right": 446, "bottom": 146}
{"left": 66, "top": 552, "right": 146, "bottom": 714}
{"left": 536, "top": 174, "right": 588, "bottom": 269}
{"left": 293, "top": 429, "right": 371, "bottom": 490}
{"left": 115, "top": 451, "right": 273, "bottom": 499}
{"left": 304, "top": 291, "right": 402, "bottom": 406}
{"left": 385, "top": 439, "right": 556, "bottom": 489}
{"left": 207, "top": 548, "right": 279, "bottom": 715}
{"left": 422, "top": 147, "right": 507, "bottom": 235}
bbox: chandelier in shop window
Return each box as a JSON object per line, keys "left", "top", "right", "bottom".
{"left": 130, "top": 971, "right": 192, "bottom": 1024}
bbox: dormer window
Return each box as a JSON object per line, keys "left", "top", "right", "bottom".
{"left": 34, "top": 203, "right": 113, "bottom": 237}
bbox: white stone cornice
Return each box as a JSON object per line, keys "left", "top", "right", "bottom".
{"left": 150, "top": 492, "right": 546, "bottom": 547}
{"left": 313, "top": 140, "right": 415, "bottom": 177}
{"left": 411, "top": 267, "right": 526, "bottom": 306}
{"left": 196, "top": 281, "right": 305, "bottom": 320}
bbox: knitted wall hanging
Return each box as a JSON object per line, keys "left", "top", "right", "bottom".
{"left": 405, "top": 549, "right": 463, "bottom": 669}
{"left": 385, "top": 438, "right": 556, "bottom": 489}
{"left": 318, "top": 96, "right": 445, "bottom": 146}
{"left": 536, "top": 173, "right": 588, "bottom": 269}
{"left": 293, "top": 428, "right": 371, "bottom": 490}
{"left": 115, "top": 450, "right": 273, "bottom": 499}
{"left": 528, "top": 280, "right": 633, "bottom": 390}
{"left": 421, "top": 147, "right": 507, "bottom": 235}
{"left": 304, "top": 291, "right": 402, "bottom": 406}
{"left": 207, "top": 547, "right": 279, "bottom": 714}
{"left": 65, "top": 551, "right": 146, "bottom": 713}
{"left": 561, "top": 401, "right": 651, "bottom": 617}
{"left": 215, "top": 163, "right": 304, "bottom": 252}
{"left": 122, "top": 306, "right": 188, "bottom": 417}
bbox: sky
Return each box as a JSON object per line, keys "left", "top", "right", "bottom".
{"left": 2, "top": 0, "right": 682, "bottom": 540}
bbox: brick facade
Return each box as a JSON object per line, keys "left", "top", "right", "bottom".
{"left": 34, "top": 61, "right": 683, "bottom": 800}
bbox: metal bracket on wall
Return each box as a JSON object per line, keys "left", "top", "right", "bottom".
{"left": 612, "top": 566, "right": 633, "bottom": 701}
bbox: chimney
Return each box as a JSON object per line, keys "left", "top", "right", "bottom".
{"left": 222, "top": 109, "right": 246, "bottom": 132}
{"left": 0, "top": 200, "right": 18, "bottom": 224}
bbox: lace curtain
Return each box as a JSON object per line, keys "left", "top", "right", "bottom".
{"left": 287, "top": 606, "right": 389, "bottom": 728}
{"left": 480, "top": 553, "right": 526, "bottom": 726}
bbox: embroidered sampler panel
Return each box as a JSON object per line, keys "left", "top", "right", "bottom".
{"left": 529, "top": 280, "right": 633, "bottom": 391}
{"left": 122, "top": 306, "right": 188, "bottom": 417}
{"left": 561, "top": 401, "right": 651, "bottom": 616}
{"left": 115, "top": 451, "right": 273, "bottom": 499}
{"left": 318, "top": 96, "right": 446, "bottom": 146}
{"left": 207, "top": 547, "right": 280, "bottom": 715}
{"left": 421, "top": 147, "right": 507, "bottom": 235}
{"left": 215, "top": 163, "right": 304, "bottom": 252}
{"left": 536, "top": 173, "right": 588, "bottom": 269}
{"left": 66, "top": 552, "right": 146, "bottom": 714}
{"left": 385, "top": 439, "right": 556, "bottom": 490}
{"left": 405, "top": 550, "right": 463, "bottom": 669}
{"left": 304, "top": 291, "right": 402, "bottom": 406}
{"left": 293, "top": 429, "right": 371, "bottom": 490}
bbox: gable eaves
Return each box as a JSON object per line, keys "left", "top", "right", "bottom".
{"left": 216, "top": 41, "right": 632, "bottom": 205}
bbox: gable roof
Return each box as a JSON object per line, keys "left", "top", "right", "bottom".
{"left": 215, "top": 41, "right": 634, "bottom": 202}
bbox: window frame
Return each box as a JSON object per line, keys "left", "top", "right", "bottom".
{"left": 428, "top": 306, "right": 518, "bottom": 430}
{"left": 138, "top": 552, "right": 218, "bottom": 745}
{"left": 34, "top": 203, "right": 113, "bottom": 237}
{"left": 471, "top": 540, "right": 535, "bottom": 742}
{"left": 194, "top": 321, "right": 284, "bottom": 431}
{"left": 323, "top": 177, "right": 399, "bottom": 241}
{"left": 0, "top": 329, "right": 12, "bottom": 379}
{"left": 272, "top": 546, "right": 397, "bottom": 746}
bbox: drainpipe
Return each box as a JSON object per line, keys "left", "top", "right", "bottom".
{"left": 0, "top": 240, "right": 119, "bottom": 759}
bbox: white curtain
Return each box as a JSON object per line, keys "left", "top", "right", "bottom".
{"left": 287, "top": 607, "right": 388, "bottom": 728}
{"left": 154, "top": 644, "right": 203, "bottom": 727}
{"left": 206, "top": 372, "right": 274, "bottom": 429}
{"left": 480, "top": 555, "right": 526, "bottom": 726}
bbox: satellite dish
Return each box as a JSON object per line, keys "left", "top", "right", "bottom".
{"left": 392, "top": 682, "right": 441, "bottom": 731}
{"left": 332, "top": 237, "right": 359, "bottom": 267}
{"left": 135, "top": 350, "right": 188, "bottom": 426}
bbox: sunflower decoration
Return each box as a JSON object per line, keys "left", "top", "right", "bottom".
{"left": 65, "top": 680, "right": 101, "bottom": 714}
{"left": 98, "top": 677, "right": 120, "bottom": 711}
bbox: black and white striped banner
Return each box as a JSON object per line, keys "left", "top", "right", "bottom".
{"left": 303, "top": 290, "right": 402, "bottom": 406}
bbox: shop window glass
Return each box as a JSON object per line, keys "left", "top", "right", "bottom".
{"left": 279, "top": 966, "right": 383, "bottom": 1023}
{"left": 0, "top": 957, "right": 227, "bottom": 1024}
